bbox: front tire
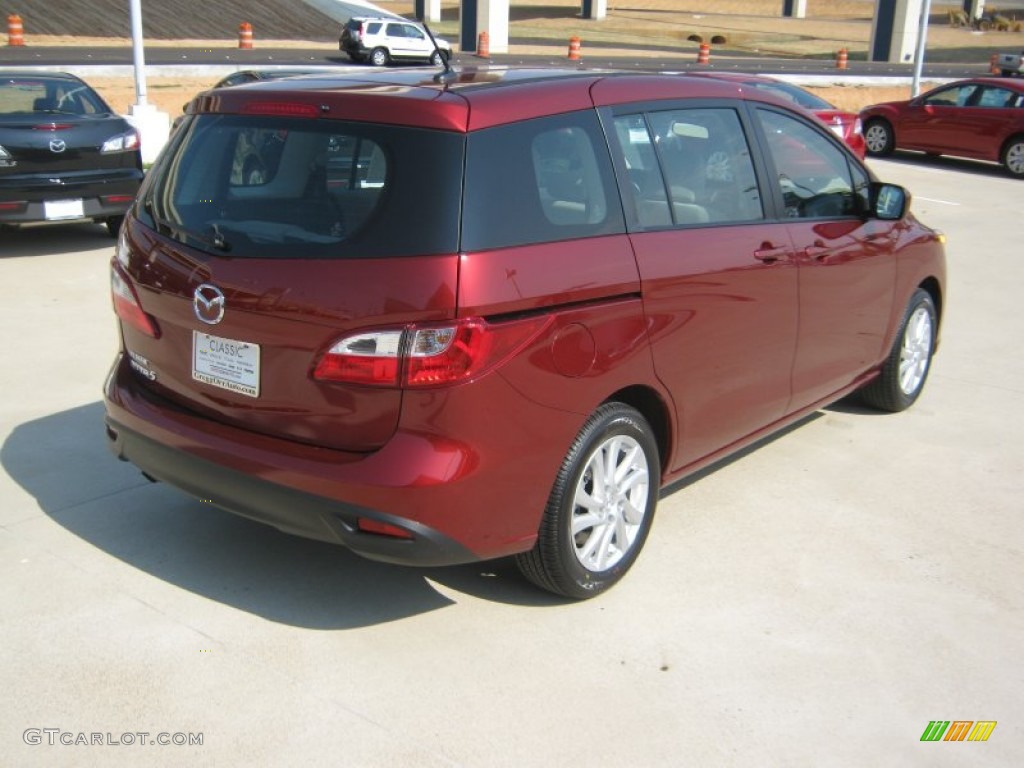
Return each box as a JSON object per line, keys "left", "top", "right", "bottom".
{"left": 861, "top": 288, "right": 937, "bottom": 412}
{"left": 1001, "top": 136, "right": 1024, "bottom": 178}
{"left": 369, "top": 47, "right": 389, "bottom": 67}
{"left": 430, "top": 49, "right": 449, "bottom": 66}
{"left": 515, "top": 403, "right": 659, "bottom": 599}
{"left": 864, "top": 119, "right": 895, "bottom": 156}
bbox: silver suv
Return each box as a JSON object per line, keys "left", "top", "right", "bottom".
{"left": 339, "top": 17, "right": 452, "bottom": 67}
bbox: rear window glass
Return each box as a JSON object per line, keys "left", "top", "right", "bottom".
{"left": 140, "top": 115, "right": 463, "bottom": 259}
{"left": 462, "top": 110, "right": 624, "bottom": 251}
{"left": 0, "top": 76, "right": 109, "bottom": 116}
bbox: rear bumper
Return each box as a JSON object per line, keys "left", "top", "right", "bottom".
{"left": 105, "top": 417, "right": 477, "bottom": 567}
{"left": 0, "top": 169, "right": 142, "bottom": 224}
{"left": 102, "top": 352, "right": 582, "bottom": 567}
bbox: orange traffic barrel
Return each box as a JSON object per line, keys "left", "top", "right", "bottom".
{"left": 568, "top": 36, "right": 582, "bottom": 61}
{"left": 696, "top": 42, "right": 710, "bottom": 64}
{"left": 7, "top": 14, "right": 25, "bottom": 46}
{"left": 990, "top": 53, "right": 1000, "bottom": 74}
{"left": 238, "top": 22, "right": 253, "bottom": 50}
{"left": 477, "top": 31, "right": 490, "bottom": 58}
{"left": 836, "top": 47, "right": 848, "bottom": 69}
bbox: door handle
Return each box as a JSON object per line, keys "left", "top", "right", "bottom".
{"left": 803, "top": 240, "right": 830, "bottom": 260}
{"left": 753, "top": 244, "right": 790, "bottom": 263}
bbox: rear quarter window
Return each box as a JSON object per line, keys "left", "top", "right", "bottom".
{"left": 462, "top": 111, "right": 625, "bottom": 251}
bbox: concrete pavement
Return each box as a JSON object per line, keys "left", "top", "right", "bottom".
{"left": 1, "top": 155, "right": 1021, "bottom": 766}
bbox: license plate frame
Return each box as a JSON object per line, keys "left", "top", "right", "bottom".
{"left": 192, "top": 331, "right": 261, "bottom": 398}
{"left": 43, "top": 199, "right": 84, "bottom": 220}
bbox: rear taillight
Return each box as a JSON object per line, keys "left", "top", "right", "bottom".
{"left": 101, "top": 194, "right": 137, "bottom": 206}
{"left": 101, "top": 130, "right": 140, "bottom": 153}
{"left": 111, "top": 234, "right": 159, "bottom": 338}
{"left": 314, "top": 316, "right": 548, "bottom": 389}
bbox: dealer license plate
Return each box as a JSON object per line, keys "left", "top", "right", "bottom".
{"left": 192, "top": 332, "right": 260, "bottom": 398}
{"left": 44, "top": 199, "right": 84, "bottom": 220}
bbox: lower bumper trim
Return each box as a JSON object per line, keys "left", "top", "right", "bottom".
{"left": 104, "top": 417, "right": 480, "bottom": 568}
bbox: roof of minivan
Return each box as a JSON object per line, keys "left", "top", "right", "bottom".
{"left": 189, "top": 67, "right": 782, "bottom": 132}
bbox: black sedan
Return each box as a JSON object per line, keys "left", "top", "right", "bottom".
{"left": 0, "top": 71, "right": 143, "bottom": 235}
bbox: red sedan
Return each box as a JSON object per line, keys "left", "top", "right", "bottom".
{"left": 689, "top": 72, "right": 865, "bottom": 157}
{"left": 860, "top": 77, "right": 1024, "bottom": 178}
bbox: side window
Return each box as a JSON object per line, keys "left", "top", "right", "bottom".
{"left": 758, "top": 109, "right": 861, "bottom": 219}
{"left": 646, "top": 107, "right": 763, "bottom": 225}
{"left": 613, "top": 114, "right": 671, "bottom": 227}
{"left": 405, "top": 25, "right": 425, "bottom": 41}
{"left": 366, "top": 23, "right": 382, "bottom": 35}
{"left": 924, "top": 85, "right": 977, "bottom": 107}
{"left": 531, "top": 126, "right": 608, "bottom": 226}
{"left": 386, "top": 23, "right": 403, "bottom": 37}
{"left": 463, "top": 111, "right": 624, "bottom": 251}
{"left": 977, "top": 86, "right": 1018, "bottom": 108}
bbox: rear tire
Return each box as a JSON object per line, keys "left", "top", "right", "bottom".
{"left": 864, "top": 119, "right": 894, "bottom": 156}
{"left": 860, "top": 288, "right": 937, "bottom": 412}
{"left": 105, "top": 215, "right": 125, "bottom": 237}
{"left": 369, "top": 47, "right": 389, "bottom": 67}
{"left": 515, "top": 403, "right": 659, "bottom": 599}
{"left": 1001, "top": 136, "right": 1024, "bottom": 178}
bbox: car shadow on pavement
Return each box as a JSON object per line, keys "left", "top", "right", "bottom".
{"left": 2, "top": 403, "right": 567, "bottom": 629}
{"left": 0, "top": 222, "right": 116, "bottom": 257}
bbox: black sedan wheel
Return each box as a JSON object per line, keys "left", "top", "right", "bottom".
{"left": 105, "top": 215, "right": 125, "bottom": 237}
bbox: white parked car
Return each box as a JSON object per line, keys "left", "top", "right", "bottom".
{"left": 339, "top": 17, "right": 451, "bottom": 67}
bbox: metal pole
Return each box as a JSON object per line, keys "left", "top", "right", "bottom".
{"left": 129, "top": 0, "right": 147, "bottom": 106}
{"left": 911, "top": 0, "right": 932, "bottom": 97}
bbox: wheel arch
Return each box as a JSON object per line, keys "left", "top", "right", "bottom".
{"left": 918, "top": 276, "right": 943, "bottom": 328}
{"left": 602, "top": 385, "right": 673, "bottom": 475}
{"left": 865, "top": 114, "right": 894, "bottom": 135}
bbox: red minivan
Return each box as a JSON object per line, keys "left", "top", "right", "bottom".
{"left": 104, "top": 69, "right": 946, "bottom": 598}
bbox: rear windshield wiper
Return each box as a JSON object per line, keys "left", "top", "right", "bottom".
{"left": 142, "top": 197, "right": 232, "bottom": 253}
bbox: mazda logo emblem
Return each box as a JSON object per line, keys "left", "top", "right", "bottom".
{"left": 193, "top": 283, "right": 225, "bottom": 325}
{"left": 49, "top": 139, "right": 66, "bottom": 153}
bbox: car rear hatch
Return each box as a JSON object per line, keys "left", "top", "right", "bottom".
{"left": 115, "top": 104, "right": 466, "bottom": 452}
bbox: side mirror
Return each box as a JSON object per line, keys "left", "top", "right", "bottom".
{"left": 872, "top": 182, "right": 908, "bottom": 220}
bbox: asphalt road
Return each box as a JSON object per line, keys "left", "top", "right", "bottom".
{"left": 0, "top": 44, "right": 1001, "bottom": 79}
{"left": 1, "top": 155, "right": 1022, "bottom": 766}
